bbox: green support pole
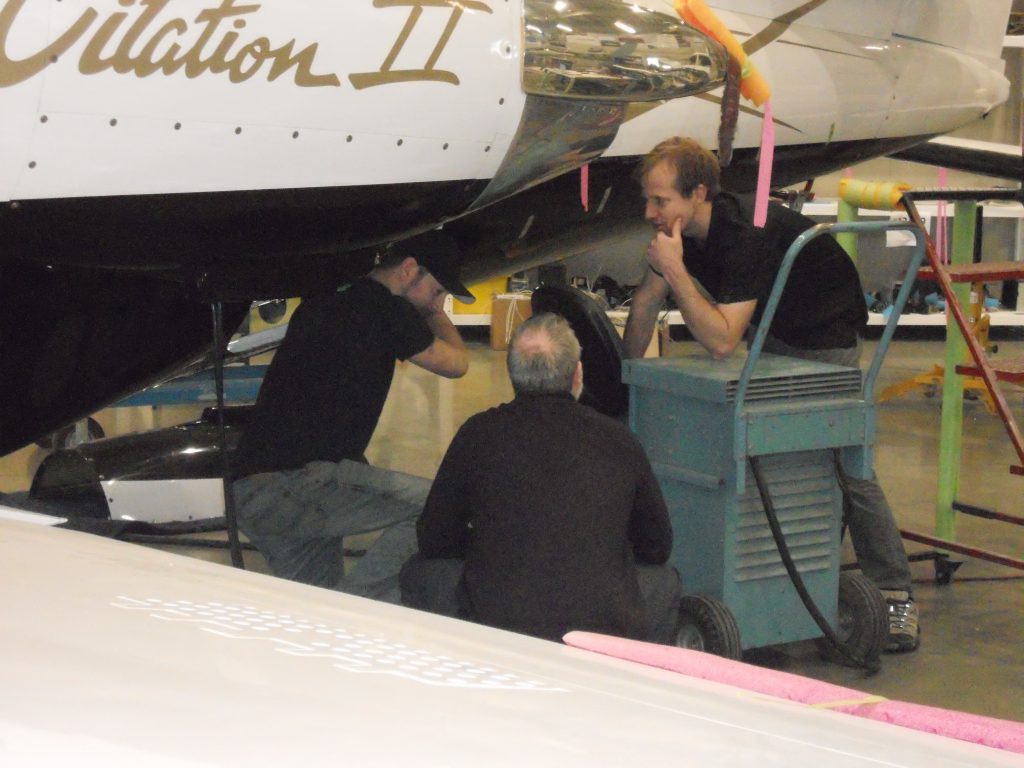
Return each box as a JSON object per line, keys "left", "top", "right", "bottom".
{"left": 836, "top": 198, "right": 859, "bottom": 265}
{"left": 935, "top": 201, "right": 976, "bottom": 541}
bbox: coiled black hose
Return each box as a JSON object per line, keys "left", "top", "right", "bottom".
{"left": 749, "top": 455, "right": 880, "bottom": 675}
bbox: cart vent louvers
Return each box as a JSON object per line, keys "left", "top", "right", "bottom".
{"left": 733, "top": 461, "right": 836, "bottom": 582}
{"left": 725, "top": 371, "right": 862, "bottom": 402}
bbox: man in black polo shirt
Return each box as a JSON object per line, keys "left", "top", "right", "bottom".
{"left": 232, "top": 230, "right": 472, "bottom": 604}
{"left": 402, "top": 313, "right": 681, "bottom": 643}
{"left": 623, "top": 137, "right": 918, "bottom": 653}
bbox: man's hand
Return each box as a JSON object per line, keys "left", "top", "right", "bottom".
{"left": 647, "top": 218, "right": 684, "bottom": 278}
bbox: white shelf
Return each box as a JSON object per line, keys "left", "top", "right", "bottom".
{"left": 449, "top": 310, "right": 686, "bottom": 327}
{"left": 802, "top": 199, "right": 1024, "bottom": 219}
{"left": 868, "top": 310, "right": 1024, "bottom": 326}
{"left": 450, "top": 314, "right": 493, "bottom": 326}
{"left": 450, "top": 308, "right": 1024, "bottom": 328}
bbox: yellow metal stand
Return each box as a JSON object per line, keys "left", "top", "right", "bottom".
{"left": 878, "top": 281, "right": 1000, "bottom": 414}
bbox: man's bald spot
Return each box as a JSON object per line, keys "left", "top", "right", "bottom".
{"left": 513, "top": 326, "right": 555, "bottom": 360}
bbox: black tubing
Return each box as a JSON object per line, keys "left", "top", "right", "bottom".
{"left": 749, "top": 455, "right": 880, "bottom": 675}
{"left": 212, "top": 301, "right": 246, "bottom": 569}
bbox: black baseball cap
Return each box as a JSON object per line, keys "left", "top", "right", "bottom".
{"left": 396, "top": 230, "right": 475, "bottom": 304}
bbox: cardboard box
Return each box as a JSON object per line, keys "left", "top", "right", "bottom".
{"left": 607, "top": 310, "right": 661, "bottom": 358}
{"left": 490, "top": 293, "right": 533, "bottom": 351}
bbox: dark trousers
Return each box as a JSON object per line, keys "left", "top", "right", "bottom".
{"left": 400, "top": 554, "right": 682, "bottom": 644}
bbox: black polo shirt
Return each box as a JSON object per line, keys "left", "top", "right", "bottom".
{"left": 234, "top": 278, "right": 434, "bottom": 476}
{"left": 683, "top": 192, "right": 867, "bottom": 349}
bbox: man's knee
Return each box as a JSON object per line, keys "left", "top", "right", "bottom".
{"left": 637, "top": 563, "right": 682, "bottom": 598}
{"left": 400, "top": 554, "right": 465, "bottom": 618}
{"left": 637, "top": 564, "right": 682, "bottom": 644}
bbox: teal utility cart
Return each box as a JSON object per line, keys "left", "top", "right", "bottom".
{"left": 622, "top": 219, "right": 929, "bottom": 662}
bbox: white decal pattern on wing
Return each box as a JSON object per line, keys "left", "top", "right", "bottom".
{"left": 112, "top": 597, "right": 567, "bottom": 692}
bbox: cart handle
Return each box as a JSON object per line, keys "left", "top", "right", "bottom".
{"left": 736, "top": 220, "right": 928, "bottom": 410}
{"left": 730, "top": 220, "right": 928, "bottom": 493}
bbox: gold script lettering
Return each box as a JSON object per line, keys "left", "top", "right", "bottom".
{"left": 0, "top": 0, "right": 98, "bottom": 86}
{"left": 349, "top": 0, "right": 493, "bottom": 90}
{"left": 79, "top": 0, "right": 136, "bottom": 75}
{"left": 0, "top": 0, "right": 339, "bottom": 88}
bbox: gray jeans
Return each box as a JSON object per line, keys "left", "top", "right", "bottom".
{"left": 757, "top": 333, "right": 913, "bottom": 594}
{"left": 232, "top": 460, "right": 429, "bottom": 604}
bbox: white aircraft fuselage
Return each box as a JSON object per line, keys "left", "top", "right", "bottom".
{"left": 0, "top": 0, "right": 1011, "bottom": 203}
{"left": 0, "top": 0, "right": 1014, "bottom": 451}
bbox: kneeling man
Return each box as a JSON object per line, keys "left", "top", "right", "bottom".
{"left": 402, "top": 313, "right": 680, "bottom": 643}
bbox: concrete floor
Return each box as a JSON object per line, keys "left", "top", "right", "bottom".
{"left": 4, "top": 330, "right": 1022, "bottom": 722}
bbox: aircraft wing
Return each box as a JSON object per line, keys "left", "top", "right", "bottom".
{"left": 889, "top": 137, "right": 1024, "bottom": 181}
{"left": 0, "top": 511, "right": 1020, "bottom": 766}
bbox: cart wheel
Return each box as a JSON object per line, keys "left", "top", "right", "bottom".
{"left": 674, "top": 594, "right": 742, "bottom": 660}
{"left": 816, "top": 572, "right": 887, "bottom": 666}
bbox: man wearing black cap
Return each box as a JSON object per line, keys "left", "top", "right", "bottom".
{"left": 232, "top": 229, "right": 474, "bottom": 603}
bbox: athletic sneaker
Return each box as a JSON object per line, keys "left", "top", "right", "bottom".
{"left": 881, "top": 590, "right": 920, "bottom": 652}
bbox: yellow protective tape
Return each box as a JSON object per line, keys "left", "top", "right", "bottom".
{"left": 839, "top": 178, "right": 912, "bottom": 211}
{"left": 811, "top": 695, "right": 888, "bottom": 710}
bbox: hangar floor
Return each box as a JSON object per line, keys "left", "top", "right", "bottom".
{"left": 3, "top": 332, "right": 1022, "bottom": 723}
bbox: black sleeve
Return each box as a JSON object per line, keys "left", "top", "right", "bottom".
{"left": 714, "top": 225, "right": 772, "bottom": 305}
{"left": 627, "top": 440, "right": 673, "bottom": 564}
{"left": 417, "top": 422, "right": 476, "bottom": 558}
{"left": 386, "top": 294, "right": 435, "bottom": 361}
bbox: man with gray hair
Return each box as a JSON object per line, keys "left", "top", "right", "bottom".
{"left": 402, "top": 313, "right": 681, "bottom": 644}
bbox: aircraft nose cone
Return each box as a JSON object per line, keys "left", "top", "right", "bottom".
{"left": 521, "top": 0, "right": 727, "bottom": 103}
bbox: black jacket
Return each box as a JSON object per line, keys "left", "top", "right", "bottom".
{"left": 417, "top": 392, "right": 672, "bottom": 642}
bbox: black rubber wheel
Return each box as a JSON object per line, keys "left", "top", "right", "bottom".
{"left": 530, "top": 285, "right": 628, "bottom": 418}
{"left": 816, "top": 572, "right": 888, "bottom": 666}
{"left": 674, "top": 594, "right": 742, "bottom": 660}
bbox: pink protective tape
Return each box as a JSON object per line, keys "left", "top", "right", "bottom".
{"left": 563, "top": 631, "right": 1024, "bottom": 754}
{"left": 580, "top": 163, "right": 590, "bottom": 212}
{"left": 563, "top": 631, "right": 864, "bottom": 705}
{"left": 753, "top": 99, "right": 775, "bottom": 228}
{"left": 936, "top": 167, "right": 948, "bottom": 264}
{"left": 851, "top": 700, "right": 1024, "bottom": 754}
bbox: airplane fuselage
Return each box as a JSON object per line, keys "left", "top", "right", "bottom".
{"left": 1, "top": 1, "right": 1010, "bottom": 220}
{"left": 0, "top": 0, "right": 1013, "bottom": 453}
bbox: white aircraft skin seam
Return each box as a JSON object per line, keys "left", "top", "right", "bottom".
{"left": 890, "top": 32, "right": 957, "bottom": 50}
{"left": 29, "top": 108, "right": 376, "bottom": 137}
{"left": 771, "top": 38, "right": 872, "bottom": 59}
{"left": 531, "top": 669, "right": 935, "bottom": 766}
